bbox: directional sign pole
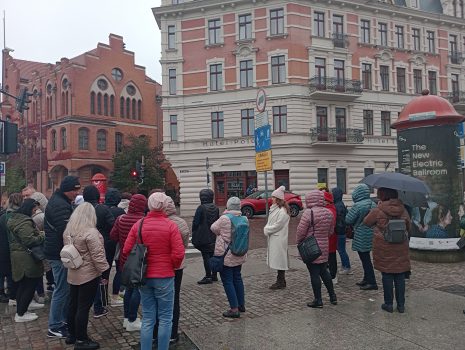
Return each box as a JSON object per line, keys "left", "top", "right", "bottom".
{"left": 264, "top": 171, "right": 269, "bottom": 216}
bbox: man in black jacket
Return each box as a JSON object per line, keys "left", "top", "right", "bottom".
{"left": 45, "top": 176, "right": 80, "bottom": 339}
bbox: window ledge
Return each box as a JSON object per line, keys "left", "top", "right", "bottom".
{"left": 235, "top": 38, "right": 255, "bottom": 45}
{"left": 266, "top": 34, "right": 288, "bottom": 40}
{"left": 205, "top": 43, "right": 225, "bottom": 49}
{"left": 166, "top": 48, "right": 178, "bottom": 53}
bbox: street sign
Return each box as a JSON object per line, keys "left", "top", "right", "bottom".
{"left": 256, "top": 88, "right": 267, "bottom": 112}
{"left": 0, "top": 162, "right": 5, "bottom": 187}
{"left": 254, "top": 111, "right": 269, "bottom": 129}
{"left": 255, "top": 124, "right": 271, "bottom": 153}
{"left": 255, "top": 150, "right": 272, "bottom": 172}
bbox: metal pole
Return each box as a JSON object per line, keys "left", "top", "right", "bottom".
{"left": 264, "top": 170, "right": 269, "bottom": 217}
{"left": 206, "top": 157, "right": 210, "bottom": 189}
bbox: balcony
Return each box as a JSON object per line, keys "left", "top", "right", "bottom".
{"left": 310, "top": 127, "right": 364, "bottom": 145}
{"left": 332, "top": 33, "right": 349, "bottom": 48}
{"left": 447, "top": 92, "right": 465, "bottom": 113}
{"left": 309, "top": 76, "right": 362, "bottom": 101}
{"left": 449, "top": 52, "right": 463, "bottom": 64}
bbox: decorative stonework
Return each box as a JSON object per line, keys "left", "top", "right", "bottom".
{"left": 232, "top": 43, "right": 258, "bottom": 57}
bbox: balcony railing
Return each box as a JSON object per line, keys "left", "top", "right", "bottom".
{"left": 447, "top": 91, "right": 465, "bottom": 104}
{"left": 310, "top": 127, "right": 364, "bottom": 144}
{"left": 309, "top": 77, "right": 363, "bottom": 94}
{"left": 449, "top": 52, "right": 463, "bottom": 64}
{"left": 332, "top": 33, "right": 349, "bottom": 48}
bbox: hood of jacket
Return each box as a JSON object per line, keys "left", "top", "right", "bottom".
{"left": 199, "top": 189, "right": 214, "bottom": 204}
{"left": 378, "top": 199, "right": 406, "bottom": 218}
{"left": 352, "top": 184, "right": 371, "bottom": 203}
{"left": 323, "top": 191, "right": 334, "bottom": 204}
{"left": 105, "top": 188, "right": 122, "bottom": 207}
{"left": 164, "top": 198, "right": 177, "bottom": 216}
{"left": 128, "top": 194, "right": 147, "bottom": 214}
{"left": 305, "top": 190, "right": 325, "bottom": 208}
{"left": 30, "top": 192, "right": 48, "bottom": 212}
{"left": 331, "top": 187, "right": 344, "bottom": 203}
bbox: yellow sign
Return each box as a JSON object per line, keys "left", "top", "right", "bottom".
{"left": 255, "top": 150, "right": 272, "bottom": 172}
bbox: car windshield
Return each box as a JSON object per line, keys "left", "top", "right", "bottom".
{"left": 245, "top": 191, "right": 273, "bottom": 199}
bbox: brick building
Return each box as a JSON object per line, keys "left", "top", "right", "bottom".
{"left": 1, "top": 34, "right": 177, "bottom": 196}
{"left": 153, "top": 0, "right": 465, "bottom": 216}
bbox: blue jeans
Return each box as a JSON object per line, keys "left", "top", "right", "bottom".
{"left": 382, "top": 272, "right": 406, "bottom": 307}
{"left": 220, "top": 265, "right": 245, "bottom": 309}
{"left": 139, "top": 278, "right": 174, "bottom": 350}
{"left": 123, "top": 287, "right": 140, "bottom": 322}
{"left": 48, "top": 260, "right": 69, "bottom": 330}
{"left": 337, "top": 235, "right": 351, "bottom": 269}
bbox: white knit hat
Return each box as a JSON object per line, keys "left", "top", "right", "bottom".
{"left": 148, "top": 192, "right": 169, "bottom": 211}
{"left": 271, "top": 186, "right": 285, "bottom": 200}
{"left": 226, "top": 197, "right": 241, "bottom": 211}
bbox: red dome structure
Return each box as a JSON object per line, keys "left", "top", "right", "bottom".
{"left": 392, "top": 90, "right": 464, "bottom": 130}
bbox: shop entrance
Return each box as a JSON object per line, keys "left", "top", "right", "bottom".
{"left": 214, "top": 171, "right": 257, "bottom": 206}
{"left": 274, "top": 170, "right": 290, "bottom": 190}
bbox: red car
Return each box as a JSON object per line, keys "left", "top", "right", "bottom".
{"left": 240, "top": 190, "right": 303, "bottom": 218}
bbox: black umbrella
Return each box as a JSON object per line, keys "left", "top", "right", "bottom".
{"left": 398, "top": 191, "right": 429, "bottom": 208}
{"left": 360, "top": 172, "right": 431, "bottom": 194}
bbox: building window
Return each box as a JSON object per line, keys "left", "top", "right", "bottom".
{"left": 428, "top": 71, "right": 437, "bottom": 95}
{"left": 126, "top": 97, "right": 131, "bottom": 118}
{"left": 170, "top": 115, "right": 178, "bottom": 141}
{"left": 333, "top": 15, "right": 344, "bottom": 35}
{"left": 336, "top": 168, "right": 347, "bottom": 194}
{"left": 364, "top": 168, "right": 374, "bottom": 193}
{"left": 61, "top": 92, "right": 65, "bottom": 116}
{"left": 110, "top": 95, "right": 115, "bottom": 116}
{"left": 239, "top": 14, "right": 252, "bottom": 40}
{"left": 362, "top": 63, "right": 372, "bottom": 90}
{"left": 363, "top": 110, "right": 374, "bottom": 135}
{"left": 314, "top": 12, "right": 325, "bottom": 37}
{"left": 61, "top": 128, "right": 67, "bottom": 150}
{"left": 120, "top": 97, "right": 124, "bottom": 117}
{"left": 241, "top": 109, "right": 254, "bottom": 136}
{"left": 111, "top": 68, "right": 123, "bottom": 81}
{"left": 208, "top": 18, "right": 221, "bottom": 44}
{"left": 132, "top": 99, "right": 136, "bottom": 119}
{"left": 395, "top": 25, "right": 404, "bottom": 49}
{"left": 78, "top": 128, "right": 89, "bottom": 150}
{"left": 380, "top": 65, "right": 390, "bottom": 91}
{"left": 427, "top": 31, "right": 435, "bottom": 53}
{"left": 335, "top": 108, "right": 347, "bottom": 141}
{"left": 381, "top": 111, "right": 391, "bottom": 136}
{"left": 169, "top": 69, "right": 176, "bottom": 95}
{"left": 240, "top": 60, "right": 253, "bottom": 88}
{"left": 103, "top": 94, "right": 109, "bottom": 116}
{"left": 210, "top": 64, "right": 223, "bottom": 91}
{"left": 452, "top": 74, "right": 460, "bottom": 95}
{"left": 315, "top": 58, "right": 326, "bottom": 83}
{"left": 334, "top": 59, "right": 345, "bottom": 87}
{"left": 413, "top": 69, "right": 423, "bottom": 94}
{"left": 271, "top": 55, "right": 286, "bottom": 84}
{"left": 270, "top": 8, "right": 284, "bottom": 35}
{"left": 97, "top": 93, "right": 102, "bottom": 115}
{"left": 51, "top": 130, "right": 57, "bottom": 151}
{"left": 90, "top": 92, "right": 95, "bottom": 114}
{"left": 361, "top": 19, "right": 370, "bottom": 43}
{"left": 450, "top": 34, "right": 459, "bottom": 63}
{"left": 115, "top": 132, "right": 123, "bottom": 152}
{"left": 97, "top": 130, "right": 107, "bottom": 151}
{"left": 273, "top": 106, "right": 287, "bottom": 133}
{"left": 137, "top": 100, "right": 142, "bottom": 119}
{"left": 316, "top": 106, "right": 328, "bottom": 141}
{"left": 378, "top": 22, "right": 388, "bottom": 46}
{"left": 317, "top": 168, "right": 328, "bottom": 184}
{"left": 211, "top": 112, "right": 224, "bottom": 139}
{"left": 396, "top": 67, "right": 406, "bottom": 93}
{"left": 168, "top": 25, "right": 176, "bottom": 49}
{"left": 412, "top": 28, "right": 421, "bottom": 51}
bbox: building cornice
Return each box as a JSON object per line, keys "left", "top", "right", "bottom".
{"left": 43, "top": 116, "right": 116, "bottom": 127}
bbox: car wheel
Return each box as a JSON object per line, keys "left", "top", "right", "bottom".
{"left": 241, "top": 206, "right": 254, "bottom": 218}
{"left": 289, "top": 204, "right": 300, "bottom": 217}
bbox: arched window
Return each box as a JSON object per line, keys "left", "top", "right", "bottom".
{"left": 65, "top": 91, "right": 69, "bottom": 114}
{"left": 97, "top": 130, "right": 107, "bottom": 151}
{"left": 126, "top": 98, "right": 131, "bottom": 118}
{"left": 90, "top": 92, "right": 96, "bottom": 114}
{"left": 137, "top": 100, "right": 142, "bottom": 120}
{"left": 61, "top": 92, "right": 65, "bottom": 115}
{"left": 115, "top": 132, "right": 123, "bottom": 152}
{"left": 104, "top": 94, "right": 109, "bottom": 116}
{"left": 110, "top": 95, "right": 115, "bottom": 116}
{"left": 49, "top": 96, "right": 53, "bottom": 118}
{"left": 32, "top": 101, "right": 36, "bottom": 123}
{"left": 78, "top": 128, "right": 89, "bottom": 150}
{"left": 51, "top": 130, "right": 57, "bottom": 151}
{"left": 132, "top": 99, "right": 136, "bottom": 119}
{"left": 97, "top": 93, "right": 102, "bottom": 115}
{"left": 120, "top": 97, "right": 125, "bottom": 117}
{"left": 61, "top": 128, "right": 67, "bottom": 150}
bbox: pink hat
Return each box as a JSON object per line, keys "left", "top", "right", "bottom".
{"left": 148, "top": 192, "right": 169, "bottom": 211}
{"left": 271, "top": 186, "right": 285, "bottom": 200}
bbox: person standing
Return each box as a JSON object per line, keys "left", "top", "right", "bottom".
{"left": 332, "top": 187, "right": 351, "bottom": 274}
{"left": 63, "top": 203, "right": 109, "bottom": 349}
{"left": 45, "top": 176, "right": 81, "bottom": 338}
{"left": 346, "top": 184, "right": 377, "bottom": 290}
{"left": 211, "top": 197, "right": 248, "bottom": 318}
{"left": 264, "top": 186, "right": 290, "bottom": 289}
{"left": 122, "top": 192, "right": 184, "bottom": 350}
{"left": 322, "top": 190, "right": 338, "bottom": 284}
{"left": 7, "top": 199, "right": 45, "bottom": 322}
{"left": 297, "top": 190, "right": 336, "bottom": 308}
{"left": 192, "top": 189, "right": 220, "bottom": 284}
{"left": 364, "top": 188, "right": 411, "bottom": 313}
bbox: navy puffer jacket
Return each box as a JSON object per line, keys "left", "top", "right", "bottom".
{"left": 332, "top": 187, "right": 347, "bottom": 235}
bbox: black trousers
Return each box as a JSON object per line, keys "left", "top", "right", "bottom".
{"left": 201, "top": 251, "right": 214, "bottom": 278}
{"left": 306, "top": 262, "right": 335, "bottom": 301}
{"left": 16, "top": 276, "right": 41, "bottom": 316}
{"left": 68, "top": 277, "right": 100, "bottom": 341}
{"left": 358, "top": 251, "right": 377, "bottom": 285}
{"left": 328, "top": 252, "right": 337, "bottom": 279}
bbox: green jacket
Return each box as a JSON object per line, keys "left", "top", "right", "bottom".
{"left": 7, "top": 212, "right": 45, "bottom": 281}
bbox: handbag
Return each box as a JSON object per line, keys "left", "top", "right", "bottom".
{"left": 345, "top": 225, "right": 354, "bottom": 239}
{"left": 457, "top": 236, "right": 465, "bottom": 250}
{"left": 209, "top": 245, "right": 230, "bottom": 273}
{"left": 297, "top": 210, "right": 322, "bottom": 264}
{"left": 121, "top": 218, "right": 147, "bottom": 287}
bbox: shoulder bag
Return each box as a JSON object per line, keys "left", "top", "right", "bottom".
{"left": 297, "top": 210, "right": 322, "bottom": 264}
{"left": 121, "top": 218, "right": 147, "bottom": 287}
{"left": 209, "top": 245, "right": 230, "bottom": 273}
{"left": 9, "top": 214, "right": 45, "bottom": 262}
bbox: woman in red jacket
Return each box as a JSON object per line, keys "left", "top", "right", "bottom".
{"left": 122, "top": 192, "right": 184, "bottom": 350}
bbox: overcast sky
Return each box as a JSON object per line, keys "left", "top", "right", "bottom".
{"left": 1, "top": 0, "right": 162, "bottom": 81}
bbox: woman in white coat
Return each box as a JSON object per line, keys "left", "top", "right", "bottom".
{"left": 264, "top": 186, "right": 291, "bottom": 289}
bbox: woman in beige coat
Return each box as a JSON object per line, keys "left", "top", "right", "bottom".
{"left": 264, "top": 186, "right": 290, "bottom": 289}
{"left": 63, "top": 203, "right": 109, "bottom": 350}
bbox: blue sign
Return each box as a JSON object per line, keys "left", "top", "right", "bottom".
{"left": 0, "top": 162, "right": 4, "bottom": 174}
{"left": 255, "top": 124, "right": 271, "bottom": 153}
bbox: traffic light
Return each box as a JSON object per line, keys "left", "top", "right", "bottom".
{"left": 130, "top": 169, "right": 140, "bottom": 181}
{"left": 15, "top": 87, "right": 33, "bottom": 113}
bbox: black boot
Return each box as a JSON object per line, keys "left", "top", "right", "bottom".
{"left": 197, "top": 277, "right": 213, "bottom": 285}
{"left": 360, "top": 284, "right": 378, "bottom": 291}
{"left": 330, "top": 294, "right": 337, "bottom": 305}
{"left": 270, "top": 270, "right": 286, "bottom": 290}
{"left": 356, "top": 280, "right": 367, "bottom": 286}
{"left": 307, "top": 299, "right": 323, "bottom": 308}
{"left": 74, "top": 339, "right": 100, "bottom": 350}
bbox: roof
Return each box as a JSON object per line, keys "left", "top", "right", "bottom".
{"left": 393, "top": 0, "right": 443, "bottom": 13}
{"left": 10, "top": 58, "right": 51, "bottom": 82}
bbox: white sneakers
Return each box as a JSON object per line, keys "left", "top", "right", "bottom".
{"left": 126, "top": 318, "right": 142, "bottom": 332}
{"left": 339, "top": 268, "right": 353, "bottom": 275}
{"left": 8, "top": 299, "right": 16, "bottom": 306}
{"left": 123, "top": 318, "right": 128, "bottom": 328}
{"left": 111, "top": 296, "right": 124, "bottom": 307}
{"left": 332, "top": 277, "right": 338, "bottom": 285}
{"left": 28, "top": 300, "right": 45, "bottom": 311}
{"left": 15, "top": 312, "right": 38, "bottom": 323}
